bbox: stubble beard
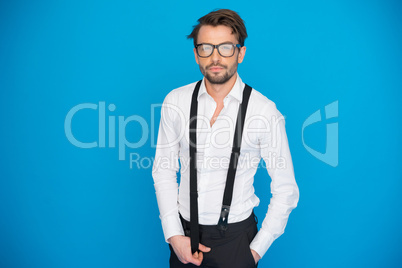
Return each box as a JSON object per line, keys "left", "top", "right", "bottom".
{"left": 200, "top": 62, "right": 238, "bottom": 85}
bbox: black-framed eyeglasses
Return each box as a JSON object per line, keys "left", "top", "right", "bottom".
{"left": 195, "top": 43, "right": 242, "bottom": 58}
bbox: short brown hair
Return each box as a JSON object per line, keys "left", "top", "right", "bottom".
{"left": 187, "top": 9, "right": 248, "bottom": 47}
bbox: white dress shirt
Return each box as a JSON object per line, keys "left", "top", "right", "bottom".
{"left": 152, "top": 73, "right": 299, "bottom": 258}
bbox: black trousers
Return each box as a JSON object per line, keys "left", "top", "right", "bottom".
{"left": 169, "top": 211, "right": 259, "bottom": 268}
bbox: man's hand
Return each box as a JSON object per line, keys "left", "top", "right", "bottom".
{"left": 251, "top": 249, "right": 261, "bottom": 264}
{"left": 168, "top": 235, "right": 211, "bottom": 266}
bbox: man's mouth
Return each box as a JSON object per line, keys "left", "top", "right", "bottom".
{"left": 209, "top": 66, "right": 224, "bottom": 72}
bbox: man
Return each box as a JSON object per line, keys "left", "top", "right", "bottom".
{"left": 152, "top": 9, "right": 299, "bottom": 268}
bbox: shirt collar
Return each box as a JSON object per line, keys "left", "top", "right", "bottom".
{"left": 197, "top": 73, "right": 245, "bottom": 103}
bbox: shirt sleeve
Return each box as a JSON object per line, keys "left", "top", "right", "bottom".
{"left": 152, "top": 93, "right": 184, "bottom": 243}
{"left": 249, "top": 103, "right": 300, "bottom": 258}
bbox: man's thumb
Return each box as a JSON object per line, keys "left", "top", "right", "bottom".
{"left": 198, "top": 243, "right": 211, "bottom": 252}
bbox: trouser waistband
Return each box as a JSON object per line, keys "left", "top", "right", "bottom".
{"left": 179, "top": 211, "right": 257, "bottom": 236}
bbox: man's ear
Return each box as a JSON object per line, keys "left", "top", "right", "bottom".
{"left": 237, "top": 46, "right": 247, "bottom": 64}
{"left": 193, "top": 48, "right": 199, "bottom": 65}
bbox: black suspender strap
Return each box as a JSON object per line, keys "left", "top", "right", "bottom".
{"left": 189, "top": 80, "right": 202, "bottom": 254}
{"left": 217, "top": 84, "right": 252, "bottom": 234}
{"left": 189, "top": 81, "right": 252, "bottom": 253}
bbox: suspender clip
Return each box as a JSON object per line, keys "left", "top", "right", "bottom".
{"left": 217, "top": 205, "right": 230, "bottom": 236}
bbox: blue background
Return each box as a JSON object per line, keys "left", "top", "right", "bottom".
{"left": 1, "top": 0, "right": 401, "bottom": 267}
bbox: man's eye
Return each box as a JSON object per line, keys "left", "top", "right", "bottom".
{"left": 202, "top": 45, "right": 212, "bottom": 51}
{"left": 221, "top": 45, "right": 232, "bottom": 51}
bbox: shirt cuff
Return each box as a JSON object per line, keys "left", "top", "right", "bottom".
{"left": 249, "top": 229, "right": 275, "bottom": 259}
{"left": 161, "top": 214, "right": 185, "bottom": 243}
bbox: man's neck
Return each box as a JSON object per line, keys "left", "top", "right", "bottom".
{"left": 205, "top": 74, "right": 237, "bottom": 103}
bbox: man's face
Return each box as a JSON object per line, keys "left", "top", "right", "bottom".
{"left": 194, "top": 25, "right": 246, "bottom": 85}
